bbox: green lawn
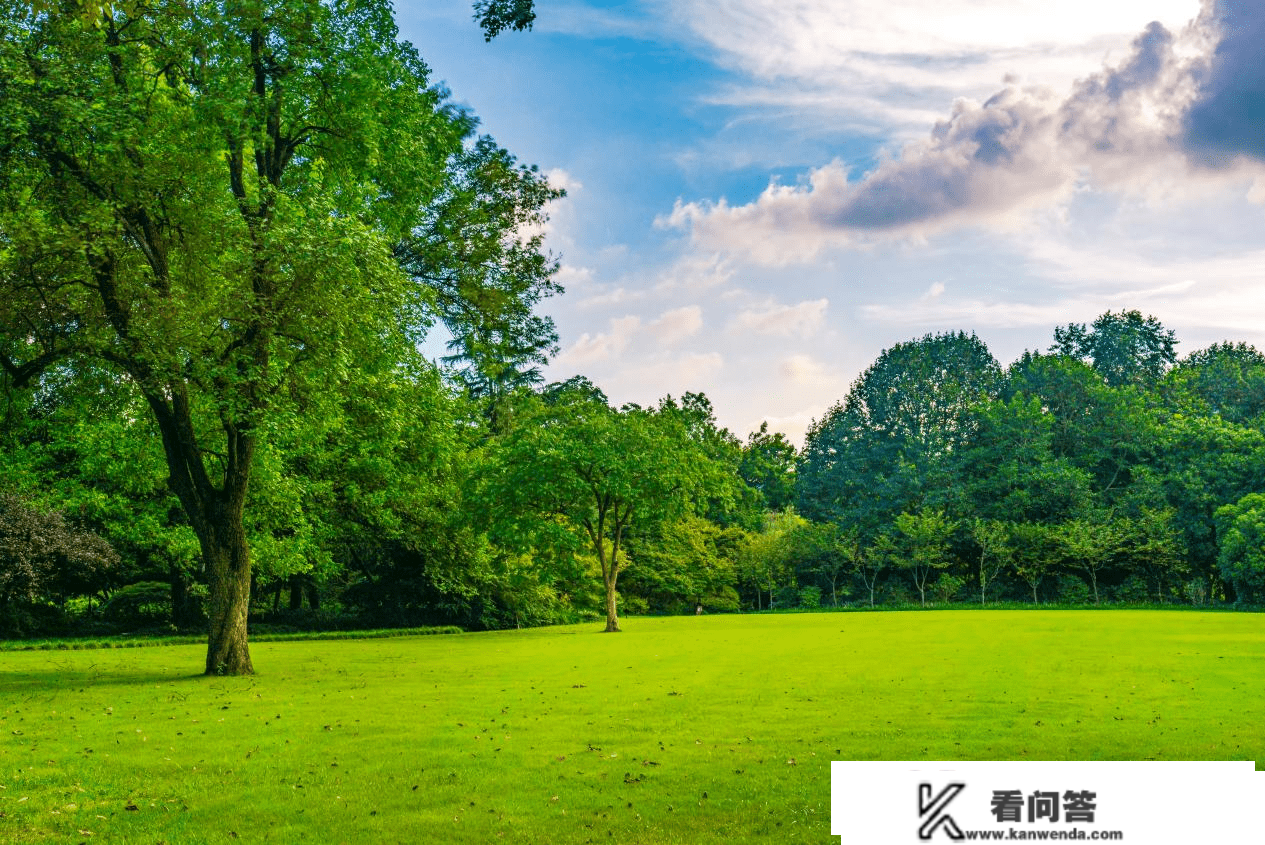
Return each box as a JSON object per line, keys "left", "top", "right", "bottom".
{"left": 1, "top": 610, "right": 1261, "bottom": 843}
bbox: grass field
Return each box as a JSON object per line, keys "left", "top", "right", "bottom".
{"left": 1, "top": 610, "right": 1262, "bottom": 843}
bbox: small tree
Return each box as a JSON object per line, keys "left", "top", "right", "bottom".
{"left": 735, "top": 510, "right": 804, "bottom": 610}
{"left": 853, "top": 540, "right": 888, "bottom": 608}
{"left": 892, "top": 509, "right": 957, "bottom": 606}
{"left": 1059, "top": 516, "right": 1122, "bottom": 604}
{"left": 1120, "top": 507, "right": 1187, "bottom": 602}
{"left": 627, "top": 514, "right": 740, "bottom": 613}
{"left": 0, "top": 493, "right": 118, "bottom": 634}
{"left": 1009, "top": 522, "right": 1055, "bottom": 603}
{"left": 482, "top": 389, "right": 714, "bottom": 632}
{"left": 971, "top": 518, "right": 1011, "bottom": 605}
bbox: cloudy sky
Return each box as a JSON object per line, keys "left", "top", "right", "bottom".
{"left": 399, "top": 0, "right": 1265, "bottom": 443}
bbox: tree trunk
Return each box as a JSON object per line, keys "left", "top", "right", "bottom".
{"left": 289, "top": 575, "right": 304, "bottom": 611}
{"left": 979, "top": 553, "right": 986, "bottom": 605}
{"left": 201, "top": 508, "right": 254, "bottom": 675}
{"left": 603, "top": 572, "right": 620, "bottom": 632}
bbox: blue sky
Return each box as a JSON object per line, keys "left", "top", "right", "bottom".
{"left": 398, "top": 0, "right": 1265, "bottom": 443}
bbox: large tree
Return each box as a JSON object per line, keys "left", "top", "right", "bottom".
{"left": 739, "top": 421, "right": 798, "bottom": 513}
{"left": 0, "top": 1, "right": 545, "bottom": 673}
{"left": 1165, "top": 342, "right": 1265, "bottom": 425}
{"left": 798, "top": 331, "right": 1001, "bottom": 532}
{"left": 1051, "top": 310, "right": 1177, "bottom": 388}
{"left": 1005, "top": 352, "right": 1154, "bottom": 499}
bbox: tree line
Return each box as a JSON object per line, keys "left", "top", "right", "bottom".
{"left": 2, "top": 3, "right": 1263, "bottom": 676}
{"left": 795, "top": 314, "right": 1265, "bottom": 610}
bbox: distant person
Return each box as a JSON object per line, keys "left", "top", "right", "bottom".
{"left": 695, "top": 604, "right": 703, "bottom": 615}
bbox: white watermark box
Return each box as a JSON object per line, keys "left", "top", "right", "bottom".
{"left": 832, "top": 760, "right": 1261, "bottom": 843}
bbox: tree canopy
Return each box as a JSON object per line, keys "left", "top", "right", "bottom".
{"left": 0, "top": 0, "right": 553, "bottom": 672}
{"left": 479, "top": 386, "right": 716, "bottom": 632}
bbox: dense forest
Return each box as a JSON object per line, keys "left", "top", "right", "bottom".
{"left": 6, "top": 306, "right": 1265, "bottom": 640}
{"left": 2, "top": 3, "right": 1264, "bottom": 666}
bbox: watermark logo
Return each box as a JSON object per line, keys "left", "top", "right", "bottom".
{"left": 918, "top": 782, "right": 965, "bottom": 841}
{"left": 832, "top": 761, "right": 1261, "bottom": 843}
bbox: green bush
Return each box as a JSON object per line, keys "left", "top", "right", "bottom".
{"left": 703, "top": 586, "right": 741, "bottom": 613}
{"left": 798, "top": 585, "right": 822, "bottom": 609}
{"left": 1055, "top": 575, "right": 1091, "bottom": 605}
{"left": 773, "top": 584, "right": 800, "bottom": 609}
{"left": 931, "top": 575, "right": 967, "bottom": 604}
{"left": 102, "top": 582, "right": 172, "bottom": 628}
{"left": 619, "top": 593, "right": 650, "bottom": 616}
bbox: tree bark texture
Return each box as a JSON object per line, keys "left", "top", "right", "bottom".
{"left": 202, "top": 513, "right": 254, "bottom": 675}
{"left": 603, "top": 575, "right": 621, "bottom": 633}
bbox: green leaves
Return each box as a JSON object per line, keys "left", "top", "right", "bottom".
{"left": 473, "top": 0, "right": 536, "bottom": 41}
{"left": 798, "top": 331, "right": 1000, "bottom": 532}
{"left": 1052, "top": 310, "right": 1177, "bottom": 388}
{"left": 479, "top": 386, "right": 723, "bottom": 629}
{"left": 1214, "top": 493, "right": 1265, "bottom": 603}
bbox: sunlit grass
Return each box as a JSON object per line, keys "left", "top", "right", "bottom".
{"left": 1, "top": 610, "right": 1261, "bottom": 843}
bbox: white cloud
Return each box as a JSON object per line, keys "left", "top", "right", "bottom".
{"left": 780, "top": 354, "right": 831, "bottom": 383}
{"left": 544, "top": 167, "right": 583, "bottom": 194}
{"left": 656, "top": 0, "right": 1202, "bottom": 135}
{"left": 556, "top": 264, "right": 644, "bottom": 310}
{"left": 754, "top": 407, "right": 830, "bottom": 447}
{"left": 554, "top": 315, "right": 642, "bottom": 366}
{"left": 554, "top": 263, "right": 594, "bottom": 287}
{"left": 732, "top": 298, "right": 829, "bottom": 337}
{"left": 554, "top": 305, "right": 705, "bottom": 366}
{"left": 616, "top": 352, "right": 727, "bottom": 399}
{"left": 647, "top": 306, "right": 704, "bottom": 344}
{"left": 658, "top": 2, "right": 1265, "bottom": 263}
{"left": 537, "top": 2, "right": 664, "bottom": 40}
{"left": 575, "top": 285, "right": 639, "bottom": 309}
{"left": 651, "top": 253, "right": 735, "bottom": 294}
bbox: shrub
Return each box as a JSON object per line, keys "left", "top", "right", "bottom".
{"left": 102, "top": 582, "right": 172, "bottom": 629}
{"left": 798, "top": 585, "right": 822, "bottom": 609}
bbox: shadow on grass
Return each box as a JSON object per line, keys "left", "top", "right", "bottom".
{"left": 0, "top": 663, "right": 255, "bottom": 693}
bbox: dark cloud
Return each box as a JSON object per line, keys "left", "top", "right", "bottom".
{"left": 829, "top": 86, "right": 1059, "bottom": 229}
{"left": 1183, "top": 0, "right": 1265, "bottom": 165}
{"left": 675, "top": 2, "right": 1264, "bottom": 256}
{"left": 823, "top": 18, "right": 1188, "bottom": 232}
{"left": 1059, "top": 21, "right": 1179, "bottom": 156}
